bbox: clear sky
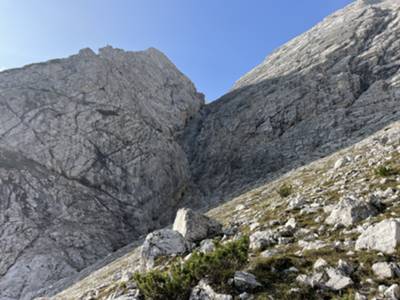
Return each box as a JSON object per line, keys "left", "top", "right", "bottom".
{"left": 0, "top": 0, "right": 353, "bottom": 101}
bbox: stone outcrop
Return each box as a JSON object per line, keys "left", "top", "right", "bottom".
{"left": 0, "top": 46, "right": 204, "bottom": 300}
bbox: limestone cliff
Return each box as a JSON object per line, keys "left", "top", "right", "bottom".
{"left": 0, "top": 46, "right": 203, "bottom": 300}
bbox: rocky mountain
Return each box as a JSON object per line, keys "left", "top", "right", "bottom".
{"left": 1, "top": 0, "right": 400, "bottom": 299}
{"left": 182, "top": 0, "right": 400, "bottom": 204}
{"left": 0, "top": 46, "right": 203, "bottom": 300}
{"left": 43, "top": 117, "right": 400, "bottom": 300}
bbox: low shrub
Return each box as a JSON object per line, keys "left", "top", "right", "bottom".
{"left": 375, "top": 165, "right": 399, "bottom": 177}
{"left": 134, "top": 235, "right": 249, "bottom": 299}
{"left": 277, "top": 183, "right": 293, "bottom": 198}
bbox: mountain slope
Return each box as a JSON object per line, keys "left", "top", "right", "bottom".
{"left": 2, "top": 0, "right": 400, "bottom": 299}
{"left": 0, "top": 46, "right": 204, "bottom": 300}
{"left": 182, "top": 0, "right": 400, "bottom": 204}
{"left": 45, "top": 118, "right": 400, "bottom": 300}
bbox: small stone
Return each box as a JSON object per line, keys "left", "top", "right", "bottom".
{"left": 354, "top": 292, "right": 368, "bottom": 300}
{"left": 284, "top": 218, "right": 297, "bottom": 230}
{"left": 313, "top": 258, "right": 328, "bottom": 270}
{"left": 249, "top": 230, "right": 276, "bottom": 251}
{"left": 337, "top": 259, "right": 354, "bottom": 275}
{"left": 296, "top": 272, "right": 325, "bottom": 288}
{"left": 287, "top": 196, "right": 306, "bottom": 209}
{"left": 199, "top": 239, "right": 216, "bottom": 254}
{"left": 234, "top": 271, "right": 262, "bottom": 291}
{"left": 334, "top": 157, "right": 349, "bottom": 169}
{"left": 190, "top": 280, "right": 232, "bottom": 300}
{"left": 239, "top": 292, "right": 254, "bottom": 300}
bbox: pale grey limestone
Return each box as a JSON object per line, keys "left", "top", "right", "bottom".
{"left": 0, "top": 46, "right": 203, "bottom": 300}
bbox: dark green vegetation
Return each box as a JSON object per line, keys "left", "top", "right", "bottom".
{"left": 374, "top": 164, "right": 400, "bottom": 177}
{"left": 134, "top": 236, "right": 249, "bottom": 300}
{"left": 277, "top": 183, "right": 293, "bottom": 198}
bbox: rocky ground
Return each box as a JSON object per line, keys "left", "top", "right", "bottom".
{"left": 40, "top": 120, "right": 400, "bottom": 299}
{"left": 1, "top": 0, "right": 400, "bottom": 299}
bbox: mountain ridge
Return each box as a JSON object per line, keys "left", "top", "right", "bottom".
{"left": 0, "top": 0, "right": 400, "bottom": 299}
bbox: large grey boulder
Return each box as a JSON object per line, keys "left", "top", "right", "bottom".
{"left": 355, "top": 219, "right": 400, "bottom": 254}
{"left": 324, "top": 268, "right": 353, "bottom": 291}
{"left": 173, "top": 208, "right": 222, "bottom": 242}
{"left": 372, "top": 262, "right": 400, "bottom": 279}
{"left": 325, "top": 196, "right": 376, "bottom": 227}
{"left": 140, "top": 229, "right": 189, "bottom": 270}
{"left": 249, "top": 230, "right": 277, "bottom": 251}
{"left": 190, "top": 280, "right": 232, "bottom": 300}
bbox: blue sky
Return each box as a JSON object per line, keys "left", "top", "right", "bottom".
{"left": 0, "top": 0, "right": 353, "bottom": 101}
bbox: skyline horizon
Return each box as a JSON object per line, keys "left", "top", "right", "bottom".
{"left": 0, "top": 0, "right": 354, "bottom": 101}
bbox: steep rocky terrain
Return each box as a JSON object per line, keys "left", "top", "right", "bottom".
{"left": 1, "top": 0, "right": 400, "bottom": 299}
{"left": 182, "top": 0, "right": 400, "bottom": 205}
{"left": 44, "top": 118, "right": 400, "bottom": 300}
{"left": 0, "top": 46, "right": 204, "bottom": 300}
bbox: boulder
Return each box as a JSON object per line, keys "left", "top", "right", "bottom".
{"left": 287, "top": 196, "right": 306, "bottom": 209}
{"left": 296, "top": 272, "right": 326, "bottom": 288}
{"left": 234, "top": 271, "right": 262, "bottom": 292}
{"left": 324, "top": 268, "right": 353, "bottom": 291}
{"left": 372, "top": 262, "right": 399, "bottom": 279}
{"left": 355, "top": 219, "right": 400, "bottom": 254}
{"left": 313, "top": 258, "right": 328, "bottom": 270}
{"left": 337, "top": 259, "right": 354, "bottom": 275}
{"left": 333, "top": 157, "right": 350, "bottom": 170}
{"left": 140, "top": 229, "right": 189, "bottom": 269}
{"left": 190, "top": 280, "right": 232, "bottom": 300}
{"left": 173, "top": 208, "right": 222, "bottom": 242}
{"left": 384, "top": 284, "right": 400, "bottom": 300}
{"left": 284, "top": 218, "right": 297, "bottom": 231}
{"left": 325, "top": 196, "right": 376, "bottom": 227}
{"left": 249, "top": 230, "right": 277, "bottom": 251}
{"left": 199, "top": 239, "right": 216, "bottom": 254}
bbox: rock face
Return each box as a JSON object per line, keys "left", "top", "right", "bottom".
{"left": 3, "top": 0, "right": 400, "bottom": 299}
{"left": 0, "top": 46, "right": 204, "bottom": 299}
{"left": 172, "top": 208, "right": 222, "bottom": 242}
{"left": 355, "top": 219, "right": 400, "bottom": 254}
{"left": 182, "top": 0, "right": 400, "bottom": 204}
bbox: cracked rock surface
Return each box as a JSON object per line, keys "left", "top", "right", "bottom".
{"left": 182, "top": 0, "right": 400, "bottom": 204}
{"left": 2, "top": 0, "right": 400, "bottom": 299}
{"left": 0, "top": 46, "right": 204, "bottom": 300}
